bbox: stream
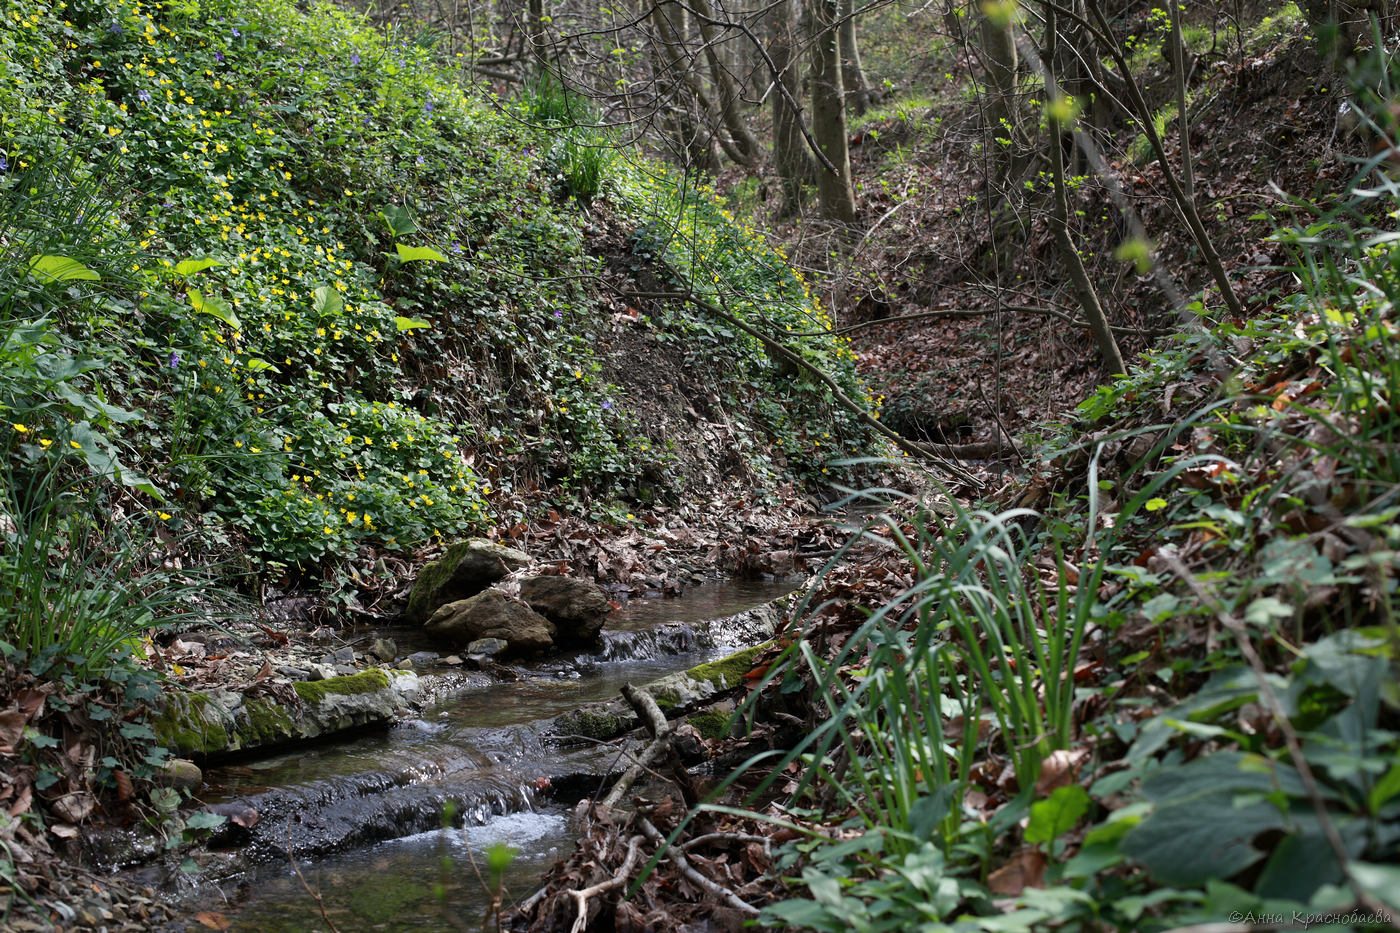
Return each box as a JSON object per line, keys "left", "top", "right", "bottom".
{"left": 153, "top": 579, "right": 798, "bottom": 932}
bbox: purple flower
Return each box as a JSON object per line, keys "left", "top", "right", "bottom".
{"left": 231, "top": 26, "right": 241, "bottom": 36}
{"left": 109, "top": 22, "right": 124, "bottom": 33}
{"left": 415, "top": 155, "right": 425, "bottom": 166}
{"left": 215, "top": 50, "right": 224, "bottom": 61}
{"left": 424, "top": 102, "right": 434, "bottom": 112}
{"left": 168, "top": 352, "right": 181, "bottom": 369}
{"left": 350, "top": 53, "right": 361, "bottom": 65}
{"left": 451, "top": 240, "right": 463, "bottom": 253}
{"left": 138, "top": 89, "right": 151, "bottom": 102}
{"left": 601, "top": 399, "right": 612, "bottom": 409}
{"left": 0, "top": 155, "right": 8, "bottom": 172}
{"left": 553, "top": 309, "right": 563, "bottom": 319}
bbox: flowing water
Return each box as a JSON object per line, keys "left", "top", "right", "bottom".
{"left": 162, "top": 579, "right": 798, "bottom": 931}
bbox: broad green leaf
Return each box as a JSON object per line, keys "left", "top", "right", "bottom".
{"left": 313, "top": 285, "right": 344, "bottom": 316}
{"left": 1119, "top": 792, "right": 1283, "bottom": 886}
{"left": 28, "top": 255, "right": 100, "bottom": 283}
{"left": 395, "top": 244, "right": 447, "bottom": 263}
{"left": 244, "top": 358, "right": 280, "bottom": 372}
{"left": 379, "top": 204, "right": 417, "bottom": 237}
{"left": 394, "top": 315, "right": 431, "bottom": 331}
{"left": 188, "top": 289, "right": 239, "bottom": 329}
{"left": 174, "top": 257, "right": 223, "bottom": 276}
{"left": 1025, "top": 785, "right": 1090, "bottom": 844}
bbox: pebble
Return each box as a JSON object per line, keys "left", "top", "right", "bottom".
{"left": 369, "top": 637, "right": 397, "bottom": 662}
{"left": 278, "top": 665, "right": 311, "bottom": 680}
{"left": 407, "top": 650, "right": 439, "bottom": 666}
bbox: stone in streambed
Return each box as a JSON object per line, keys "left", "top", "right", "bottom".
{"left": 405, "top": 539, "right": 531, "bottom": 624}
{"left": 518, "top": 575, "right": 610, "bottom": 647}
{"left": 424, "top": 589, "right": 555, "bottom": 656}
{"left": 155, "top": 758, "right": 203, "bottom": 791}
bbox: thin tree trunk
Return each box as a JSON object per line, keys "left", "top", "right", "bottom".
{"left": 691, "top": 0, "right": 762, "bottom": 164}
{"left": 651, "top": 2, "right": 718, "bottom": 172}
{"left": 838, "top": 0, "right": 876, "bottom": 115}
{"left": 525, "top": 0, "right": 547, "bottom": 73}
{"left": 1045, "top": 4, "right": 1125, "bottom": 375}
{"left": 809, "top": 0, "right": 857, "bottom": 224}
{"left": 770, "top": 0, "right": 813, "bottom": 214}
{"left": 1085, "top": 0, "right": 1243, "bottom": 319}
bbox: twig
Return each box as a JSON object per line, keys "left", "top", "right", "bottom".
{"left": 1160, "top": 550, "right": 1398, "bottom": 926}
{"left": 679, "top": 831, "right": 771, "bottom": 853}
{"left": 636, "top": 816, "right": 759, "bottom": 916}
{"left": 568, "top": 834, "right": 645, "bottom": 933}
{"left": 286, "top": 822, "right": 340, "bottom": 933}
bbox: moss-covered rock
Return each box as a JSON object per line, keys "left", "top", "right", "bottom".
{"left": 153, "top": 693, "right": 230, "bottom": 757}
{"left": 685, "top": 642, "right": 768, "bottom": 689}
{"left": 153, "top": 669, "right": 417, "bottom": 760}
{"left": 292, "top": 668, "right": 391, "bottom": 704}
{"left": 405, "top": 539, "right": 531, "bottom": 624}
{"left": 687, "top": 709, "right": 733, "bottom": 741}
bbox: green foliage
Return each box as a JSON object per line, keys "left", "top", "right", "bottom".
{"left": 0, "top": 0, "right": 873, "bottom": 576}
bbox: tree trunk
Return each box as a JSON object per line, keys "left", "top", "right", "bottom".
{"left": 838, "top": 0, "right": 876, "bottom": 115}
{"left": 651, "top": 2, "right": 718, "bottom": 173}
{"left": 977, "top": 5, "right": 1021, "bottom": 182}
{"left": 770, "top": 0, "right": 813, "bottom": 214}
{"left": 809, "top": 0, "right": 857, "bottom": 224}
{"left": 525, "top": 0, "right": 547, "bottom": 73}
{"left": 691, "top": 0, "right": 762, "bottom": 164}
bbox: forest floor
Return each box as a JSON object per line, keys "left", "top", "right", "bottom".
{"left": 7, "top": 2, "right": 1399, "bottom": 930}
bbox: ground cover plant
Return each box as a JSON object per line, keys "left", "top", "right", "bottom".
{"left": 0, "top": 0, "right": 882, "bottom": 922}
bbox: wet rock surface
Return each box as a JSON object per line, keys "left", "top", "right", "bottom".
{"left": 423, "top": 589, "right": 557, "bottom": 656}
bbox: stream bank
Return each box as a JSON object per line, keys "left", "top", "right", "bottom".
{"left": 116, "top": 579, "right": 799, "bottom": 931}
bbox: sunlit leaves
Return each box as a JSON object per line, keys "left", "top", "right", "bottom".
{"left": 394, "top": 244, "right": 446, "bottom": 263}
{"left": 187, "top": 289, "right": 240, "bottom": 329}
{"left": 28, "top": 255, "right": 100, "bottom": 283}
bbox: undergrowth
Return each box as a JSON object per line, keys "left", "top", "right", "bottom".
{"left": 727, "top": 147, "right": 1400, "bottom": 931}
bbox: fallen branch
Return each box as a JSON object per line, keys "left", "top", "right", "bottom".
{"left": 637, "top": 816, "right": 759, "bottom": 917}
{"left": 568, "top": 834, "right": 645, "bottom": 933}
{"left": 601, "top": 683, "right": 677, "bottom": 809}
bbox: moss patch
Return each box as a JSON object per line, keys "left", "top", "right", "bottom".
{"left": 293, "top": 669, "right": 391, "bottom": 704}
{"left": 685, "top": 642, "right": 770, "bottom": 690}
{"left": 153, "top": 693, "right": 230, "bottom": 757}
{"left": 242, "top": 697, "right": 296, "bottom": 743}
{"left": 687, "top": 709, "right": 733, "bottom": 741}
{"left": 562, "top": 708, "right": 628, "bottom": 739}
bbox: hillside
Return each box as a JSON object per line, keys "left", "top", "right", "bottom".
{"left": 1, "top": 0, "right": 877, "bottom": 586}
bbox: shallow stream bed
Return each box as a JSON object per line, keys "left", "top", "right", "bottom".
{"left": 160, "top": 579, "right": 798, "bottom": 931}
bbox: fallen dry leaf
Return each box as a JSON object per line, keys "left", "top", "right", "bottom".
{"left": 195, "top": 910, "right": 233, "bottom": 930}
{"left": 987, "top": 848, "right": 1047, "bottom": 896}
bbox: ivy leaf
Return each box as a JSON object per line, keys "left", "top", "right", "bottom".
{"left": 394, "top": 316, "right": 431, "bottom": 331}
{"left": 29, "top": 255, "right": 100, "bottom": 283}
{"left": 188, "top": 289, "right": 240, "bottom": 329}
{"left": 174, "top": 257, "right": 223, "bottom": 277}
{"left": 313, "top": 285, "right": 344, "bottom": 316}
{"left": 395, "top": 244, "right": 447, "bottom": 263}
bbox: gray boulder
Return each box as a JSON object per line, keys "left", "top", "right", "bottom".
{"left": 519, "top": 575, "right": 611, "bottom": 647}
{"left": 424, "top": 589, "right": 555, "bottom": 655}
{"left": 405, "top": 539, "right": 531, "bottom": 623}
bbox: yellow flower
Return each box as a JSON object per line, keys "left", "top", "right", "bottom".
{"left": 69, "top": 440, "right": 82, "bottom": 449}
{"left": 39, "top": 439, "right": 52, "bottom": 449}
{"left": 158, "top": 511, "right": 173, "bottom": 520}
